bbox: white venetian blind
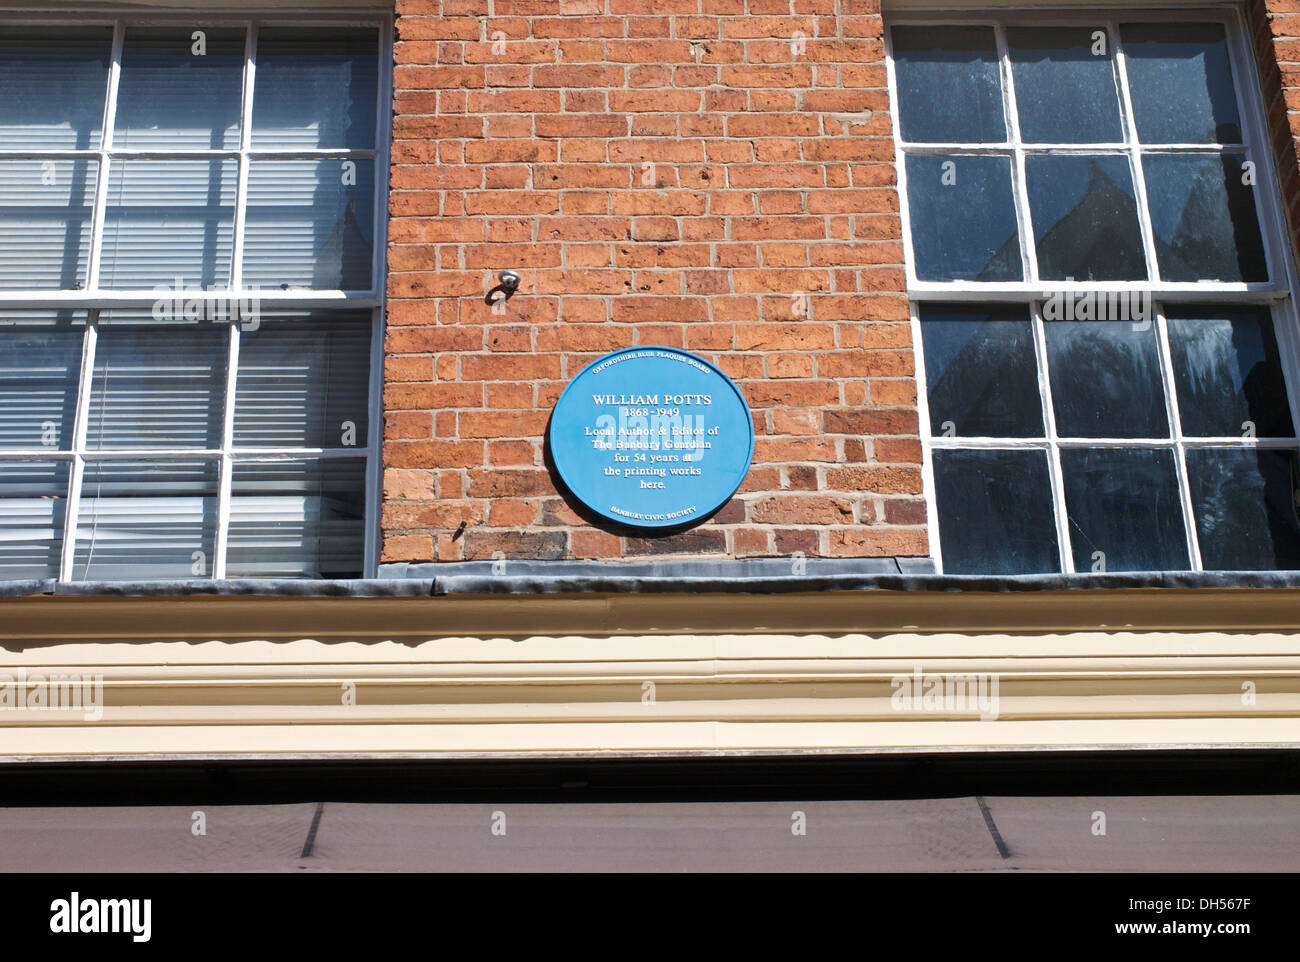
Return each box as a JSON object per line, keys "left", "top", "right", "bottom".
{"left": 226, "top": 458, "right": 366, "bottom": 578}
{"left": 0, "top": 159, "right": 97, "bottom": 290}
{"left": 0, "top": 320, "right": 84, "bottom": 449}
{"left": 99, "top": 159, "right": 236, "bottom": 290}
{"left": 234, "top": 312, "right": 371, "bottom": 448}
{"left": 0, "top": 18, "right": 384, "bottom": 581}
{"left": 86, "top": 321, "right": 227, "bottom": 449}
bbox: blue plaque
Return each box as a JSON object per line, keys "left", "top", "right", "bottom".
{"left": 548, "top": 346, "right": 755, "bottom": 529}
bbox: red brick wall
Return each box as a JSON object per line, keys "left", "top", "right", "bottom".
{"left": 381, "top": 0, "right": 927, "bottom": 563}
{"left": 1253, "top": 0, "right": 1300, "bottom": 270}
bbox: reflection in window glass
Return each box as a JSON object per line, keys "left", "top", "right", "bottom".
{"left": 0, "top": 28, "right": 111, "bottom": 150}
{"left": 1060, "top": 447, "right": 1189, "bottom": 571}
{"left": 1166, "top": 308, "right": 1295, "bottom": 438}
{"left": 933, "top": 448, "right": 1060, "bottom": 574}
{"left": 1187, "top": 448, "right": 1300, "bottom": 570}
{"left": 891, "top": 26, "right": 1005, "bottom": 144}
{"left": 1143, "top": 153, "right": 1267, "bottom": 282}
{"left": 905, "top": 154, "right": 1022, "bottom": 282}
{"left": 920, "top": 304, "right": 1042, "bottom": 437}
{"left": 252, "top": 28, "right": 379, "bottom": 150}
{"left": 114, "top": 27, "right": 244, "bottom": 149}
{"left": 1007, "top": 26, "right": 1123, "bottom": 144}
{"left": 1044, "top": 318, "right": 1167, "bottom": 438}
{"left": 1026, "top": 154, "right": 1146, "bottom": 280}
{"left": 1122, "top": 22, "right": 1241, "bottom": 145}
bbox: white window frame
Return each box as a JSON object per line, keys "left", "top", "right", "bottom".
{"left": 0, "top": 8, "right": 393, "bottom": 580}
{"left": 886, "top": 5, "right": 1300, "bottom": 575}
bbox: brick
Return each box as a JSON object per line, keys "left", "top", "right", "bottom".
{"left": 383, "top": 3, "right": 914, "bottom": 565}
{"left": 751, "top": 495, "right": 854, "bottom": 524}
{"left": 826, "top": 465, "right": 923, "bottom": 495}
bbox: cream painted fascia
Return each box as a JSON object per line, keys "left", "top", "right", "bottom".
{"left": 0, "top": 589, "right": 1298, "bottom": 759}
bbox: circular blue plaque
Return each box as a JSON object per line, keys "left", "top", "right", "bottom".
{"left": 548, "top": 347, "right": 755, "bottom": 529}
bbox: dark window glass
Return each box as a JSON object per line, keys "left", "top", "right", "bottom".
{"left": 920, "top": 304, "right": 1043, "bottom": 437}
{"left": 933, "top": 448, "right": 1060, "bottom": 574}
{"left": 1166, "top": 308, "right": 1294, "bottom": 438}
{"left": 1026, "top": 154, "right": 1146, "bottom": 280}
{"left": 1043, "top": 317, "right": 1167, "bottom": 438}
{"left": 1142, "top": 153, "right": 1267, "bottom": 282}
{"left": 1122, "top": 22, "right": 1241, "bottom": 145}
{"left": 1060, "top": 447, "right": 1189, "bottom": 571}
{"left": 1007, "top": 26, "right": 1124, "bottom": 144}
{"left": 1186, "top": 448, "right": 1300, "bottom": 570}
{"left": 905, "top": 154, "right": 1023, "bottom": 282}
{"left": 892, "top": 26, "right": 1006, "bottom": 143}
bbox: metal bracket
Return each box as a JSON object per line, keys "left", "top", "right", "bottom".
{"left": 484, "top": 270, "right": 521, "bottom": 305}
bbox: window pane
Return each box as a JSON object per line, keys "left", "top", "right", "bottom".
{"left": 243, "top": 159, "right": 375, "bottom": 291}
{"left": 905, "top": 154, "right": 1022, "bottom": 282}
{"left": 251, "top": 27, "right": 379, "bottom": 150}
{"left": 1122, "top": 23, "right": 1241, "bottom": 145}
{"left": 0, "top": 159, "right": 97, "bottom": 290}
{"left": 1186, "top": 448, "right": 1300, "bottom": 570}
{"left": 1060, "top": 447, "right": 1189, "bottom": 571}
{"left": 71, "top": 460, "right": 218, "bottom": 580}
{"left": 1026, "top": 154, "right": 1146, "bottom": 280}
{"left": 86, "top": 323, "right": 228, "bottom": 449}
{"left": 235, "top": 313, "right": 372, "bottom": 448}
{"left": 0, "top": 461, "right": 68, "bottom": 580}
{"left": 891, "top": 26, "right": 1005, "bottom": 143}
{"left": 226, "top": 458, "right": 366, "bottom": 578}
{"left": 1044, "top": 316, "right": 1167, "bottom": 438}
{"left": 934, "top": 449, "right": 1060, "bottom": 574}
{"left": 0, "top": 322, "right": 83, "bottom": 449}
{"left": 1007, "top": 26, "right": 1123, "bottom": 144}
{"left": 100, "top": 159, "right": 236, "bottom": 289}
{"left": 114, "top": 27, "right": 244, "bottom": 149}
{"left": 1166, "top": 308, "right": 1295, "bottom": 438}
{"left": 920, "top": 304, "right": 1042, "bottom": 437}
{"left": 1142, "top": 153, "right": 1267, "bottom": 282}
{"left": 0, "top": 27, "right": 111, "bottom": 150}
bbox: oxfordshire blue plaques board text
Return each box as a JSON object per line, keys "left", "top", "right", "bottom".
{"left": 548, "top": 347, "right": 755, "bottom": 529}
